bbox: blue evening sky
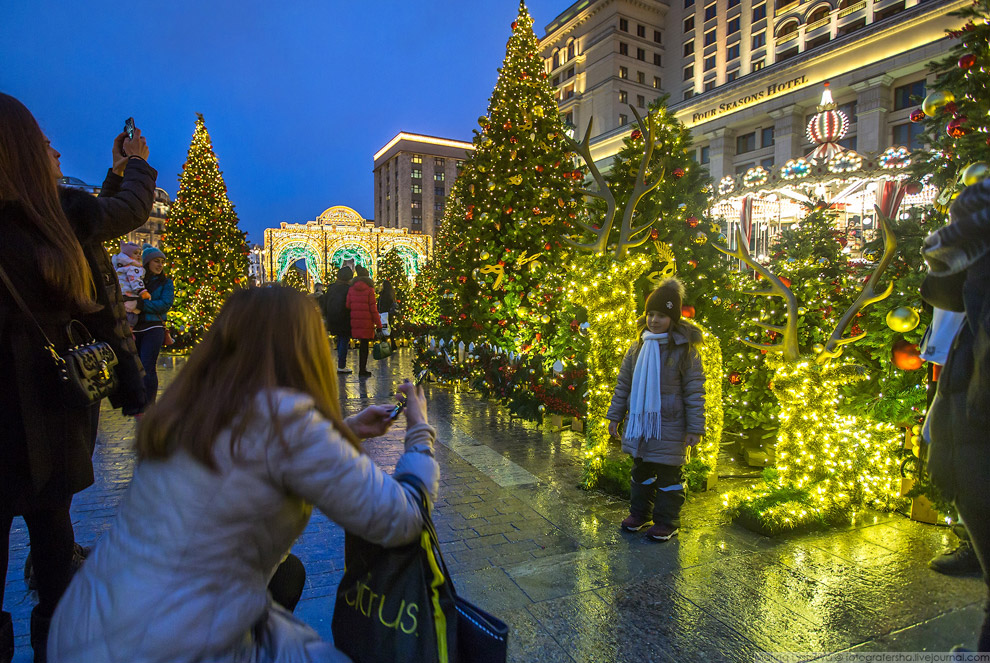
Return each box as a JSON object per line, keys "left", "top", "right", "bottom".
{"left": 1, "top": 1, "right": 565, "bottom": 244}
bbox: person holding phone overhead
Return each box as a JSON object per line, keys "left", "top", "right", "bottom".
{"left": 0, "top": 94, "right": 156, "bottom": 663}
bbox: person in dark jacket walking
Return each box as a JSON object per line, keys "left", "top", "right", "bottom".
{"left": 323, "top": 266, "right": 353, "bottom": 374}
{"left": 346, "top": 265, "right": 381, "bottom": 377}
{"left": 133, "top": 245, "right": 174, "bottom": 407}
{"left": 606, "top": 279, "right": 706, "bottom": 543}
{"left": 921, "top": 178, "right": 990, "bottom": 653}
{"left": 378, "top": 280, "right": 397, "bottom": 351}
{"left": 0, "top": 93, "right": 151, "bottom": 662}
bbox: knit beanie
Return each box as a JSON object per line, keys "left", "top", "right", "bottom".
{"left": 120, "top": 241, "right": 140, "bottom": 258}
{"left": 645, "top": 278, "right": 684, "bottom": 321}
{"left": 142, "top": 243, "right": 166, "bottom": 265}
{"left": 355, "top": 265, "right": 370, "bottom": 279}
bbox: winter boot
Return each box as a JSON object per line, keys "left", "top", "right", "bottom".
{"left": 628, "top": 478, "right": 658, "bottom": 529}
{"left": 620, "top": 514, "right": 652, "bottom": 532}
{"left": 929, "top": 541, "right": 982, "bottom": 576}
{"left": 31, "top": 605, "right": 52, "bottom": 663}
{"left": 1, "top": 611, "right": 13, "bottom": 663}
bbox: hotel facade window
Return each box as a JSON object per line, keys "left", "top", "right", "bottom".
{"left": 752, "top": 31, "right": 766, "bottom": 48}
{"left": 619, "top": 90, "right": 628, "bottom": 103}
{"left": 620, "top": 65, "right": 628, "bottom": 78}
{"left": 411, "top": 169, "right": 422, "bottom": 179}
{"left": 654, "top": 30, "right": 662, "bottom": 43}
{"left": 654, "top": 53, "right": 662, "bottom": 66}
{"left": 637, "top": 47, "right": 646, "bottom": 61}
{"left": 637, "top": 24, "right": 646, "bottom": 37}
{"left": 620, "top": 17, "right": 629, "bottom": 31}
{"left": 728, "top": 17, "right": 740, "bottom": 34}
{"left": 727, "top": 43, "right": 740, "bottom": 60}
{"left": 684, "top": 16, "right": 694, "bottom": 32}
{"left": 705, "top": 3, "right": 717, "bottom": 20}
{"left": 752, "top": 3, "right": 766, "bottom": 20}
{"left": 620, "top": 42, "right": 629, "bottom": 55}
{"left": 684, "top": 64, "right": 694, "bottom": 80}
{"left": 894, "top": 80, "right": 926, "bottom": 110}
{"left": 684, "top": 39, "right": 695, "bottom": 56}
{"left": 704, "top": 28, "right": 717, "bottom": 46}
{"left": 736, "top": 131, "right": 757, "bottom": 153}
{"left": 654, "top": 76, "right": 662, "bottom": 88}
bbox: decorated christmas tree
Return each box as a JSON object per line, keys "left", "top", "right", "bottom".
{"left": 160, "top": 114, "right": 248, "bottom": 345}
{"left": 404, "top": 259, "right": 441, "bottom": 332}
{"left": 910, "top": 0, "right": 990, "bottom": 202}
{"left": 599, "top": 98, "right": 736, "bottom": 337}
{"left": 281, "top": 264, "right": 308, "bottom": 292}
{"left": 430, "top": 1, "right": 582, "bottom": 356}
{"left": 377, "top": 248, "right": 408, "bottom": 333}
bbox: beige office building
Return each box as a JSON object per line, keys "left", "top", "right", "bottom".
{"left": 540, "top": 0, "right": 964, "bottom": 184}
{"left": 373, "top": 133, "right": 475, "bottom": 238}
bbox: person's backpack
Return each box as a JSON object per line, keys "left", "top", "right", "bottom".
{"left": 322, "top": 284, "right": 349, "bottom": 327}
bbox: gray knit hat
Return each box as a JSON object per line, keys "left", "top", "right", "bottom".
{"left": 142, "top": 243, "right": 166, "bottom": 265}
{"left": 645, "top": 278, "right": 685, "bottom": 320}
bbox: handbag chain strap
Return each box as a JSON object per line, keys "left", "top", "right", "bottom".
{"left": 0, "top": 260, "right": 67, "bottom": 370}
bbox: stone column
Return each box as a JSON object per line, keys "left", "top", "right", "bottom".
{"left": 851, "top": 74, "right": 894, "bottom": 154}
{"left": 769, "top": 105, "right": 805, "bottom": 167}
{"left": 704, "top": 127, "right": 736, "bottom": 183}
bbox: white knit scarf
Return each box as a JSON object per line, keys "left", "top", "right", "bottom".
{"left": 623, "top": 331, "right": 668, "bottom": 443}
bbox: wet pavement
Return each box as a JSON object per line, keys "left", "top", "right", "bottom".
{"left": 4, "top": 348, "right": 986, "bottom": 661}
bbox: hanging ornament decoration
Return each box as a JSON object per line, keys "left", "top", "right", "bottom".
{"left": 479, "top": 263, "right": 506, "bottom": 289}
{"left": 631, "top": 129, "right": 643, "bottom": 140}
{"left": 509, "top": 174, "right": 523, "bottom": 185}
{"left": 728, "top": 371, "right": 742, "bottom": 385}
{"left": 892, "top": 339, "right": 923, "bottom": 371}
{"left": 885, "top": 307, "right": 920, "bottom": 332}
{"left": 681, "top": 305, "right": 696, "bottom": 318}
{"left": 687, "top": 216, "right": 700, "bottom": 228}
{"left": 946, "top": 116, "right": 968, "bottom": 138}
{"left": 480, "top": 251, "right": 490, "bottom": 261}
{"left": 673, "top": 168, "right": 685, "bottom": 178}
{"left": 806, "top": 83, "right": 851, "bottom": 161}
{"left": 922, "top": 90, "right": 955, "bottom": 117}
{"left": 910, "top": 109, "right": 927, "bottom": 123}
{"left": 693, "top": 231, "right": 708, "bottom": 245}
{"left": 962, "top": 162, "right": 990, "bottom": 187}
{"left": 959, "top": 53, "right": 977, "bottom": 69}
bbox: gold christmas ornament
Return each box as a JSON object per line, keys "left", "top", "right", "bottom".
{"left": 885, "top": 306, "right": 920, "bottom": 333}
{"left": 509, "top": 174, "right": 523, "bottom": 185}
{"left": 921, "top": 90, "right": 955, "bottom": 117}
{"left": 961, "top": 162, "right": 990, "bottom": 187}
{"left": 480, "top": 251, "right": 490, "bottom": 260}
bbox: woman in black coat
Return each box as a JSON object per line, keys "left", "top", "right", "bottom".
{"left": 921, "top": 178, "right": 990, "bottom": 653}
{"left": 0, "top": 93, "right": 152, "bottom": 662}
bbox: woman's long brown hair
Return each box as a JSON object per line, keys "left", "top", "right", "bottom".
{"left": 137, "top": 286, "right": 360, "bottom": 469}
{"left": 0, "top": 93, "right": 97, "bottom": 312}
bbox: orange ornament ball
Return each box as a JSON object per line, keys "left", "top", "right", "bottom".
{"left": 681, "top": 305, "right": 696, "bottom": 318}
{"left": 892, "top": 340, "right": 923, "bottom": 371}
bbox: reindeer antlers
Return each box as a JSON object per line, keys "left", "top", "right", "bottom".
{"left": 713, "top": 227, "right": 801, "bottom": 362}
{"left": 816, "top": 212, "right": 896, "bottom": 364}
{"left": 564, "top": 105, "right": 665, "bottom": 259}
{"left": 562, "top": 118, "right": 616, "bottom": 255}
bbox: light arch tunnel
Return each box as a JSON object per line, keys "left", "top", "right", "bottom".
{"left": 274, "top": 242, "right": 424, "bottom": 284}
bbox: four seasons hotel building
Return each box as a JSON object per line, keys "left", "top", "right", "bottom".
{"left": 540, "top": 0, "right": 967, "bottom": 184}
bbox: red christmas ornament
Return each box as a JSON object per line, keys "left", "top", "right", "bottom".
{"left": 650, "top": 228, "right": 659, "bottom": 239}
{"left": 631, "top": 129, "right": 642, "bottom": 140}
{"left": 905, "top": 181, "right": 923, "bottom": 195}
{"left": 544, "top": 242, "right": 551, "bottom": 250}
{"left": 959, "top": 53, "right": 977, "bottom": 69}
{"left": 536, "top": 165, "right": 544, "bottom": 172}
{"left": 503, "top": 121, "right": 512, "bottom": 130}
{"left": 892, "top": 339, "right": 923, "bottom": 371}
{"left": 779, "top": 276, "right": 792, "bottom": 288}
{"left": 910, "top": 109, "right": 926, "bottom": 123}
{"left": 944, "top": 101, "right": 959, "bottom": 116}
{"left": 504, "top": 206, "right": 513, "bottom": 214}
{"left": 509, "top": 136, "right": 518, "bottom": 144}
{"left": 687, "top": 259, "right": 698, "bottom": 268}
{"left": 681, "top": 305, "right": 696, "bottom": 318}
{"left": 687, "top": 216, "right": 700, "bottom": 228}
{"left": 673, "top": 168, "right": 685, "bottom": 178}
{"left": 570, "top": 319, "right": 580, "bottom": 332}
{"left": 947, "top": 116, "right": 968, "bottom": 137}
{"left": 728, "top": 371, "right": 742, "bottom": 385}
{"left": 459, "top": 313, "right": 467, "bottom": 320}
{"left": 511, "top": 20, "right": 517, "bottom": 29}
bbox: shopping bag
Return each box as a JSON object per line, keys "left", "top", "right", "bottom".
{"left": 332, "top": 476, "right": 508, "bottom": 663}
{"left": 373, "top": 340, "right": 393, "bottom": 360}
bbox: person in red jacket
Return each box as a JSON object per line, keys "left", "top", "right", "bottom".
{"left": 346, "top": 265, "right": 382, "bottom": 377}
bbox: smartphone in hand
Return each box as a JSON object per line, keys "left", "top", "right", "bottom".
{"left": 121, "top": 118, "right": 135, "bottom": 156}
{"left": 389, "top": 369, "right": 430, "bottom": 420}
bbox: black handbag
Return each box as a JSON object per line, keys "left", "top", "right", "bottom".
{"left": 332, "top": 475, "right": 508, "bottom": 663}
{"left": 0, "top": 262, "right": 118, "bottom": 407}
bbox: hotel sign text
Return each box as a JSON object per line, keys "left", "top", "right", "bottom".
{"left": 691, "top": 75, "right": 808, "bottom": 123}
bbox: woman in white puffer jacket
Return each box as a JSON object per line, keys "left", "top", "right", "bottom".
{"left": 47, "top": 286, "right": 439, "bottom": 663}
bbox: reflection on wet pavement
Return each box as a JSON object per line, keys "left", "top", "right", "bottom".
{"left": 4, "top": 350, "right": 984, "bottom": 662}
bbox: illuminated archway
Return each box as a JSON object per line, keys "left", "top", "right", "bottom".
{"left": 275, "top": 243, "right": 322, "bottom": 282}
{"left": 331, "top": 245, "right": 375, "bottom": 277}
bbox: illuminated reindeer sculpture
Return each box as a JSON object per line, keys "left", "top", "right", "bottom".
{"left": 713, "top": 182, "right": 908, "bottom": 532}
{"left": 563, "top": 107, "right": 722, "bottom": 490}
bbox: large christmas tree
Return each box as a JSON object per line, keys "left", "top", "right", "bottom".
{"left": 160, "top": 114, "right": 248, "bottom": 345}
{"left": 377, "top": 248, "right": 408, "bottom": 334}
{"left": 430, "top": 1, "right": 582, "bottom": 356}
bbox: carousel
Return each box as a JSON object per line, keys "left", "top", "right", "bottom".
{"left": 262, "top": 205, "right": 432, "bottom": 288}
{"left": 710, "top": 83, "right": 936, "bottom": 259}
